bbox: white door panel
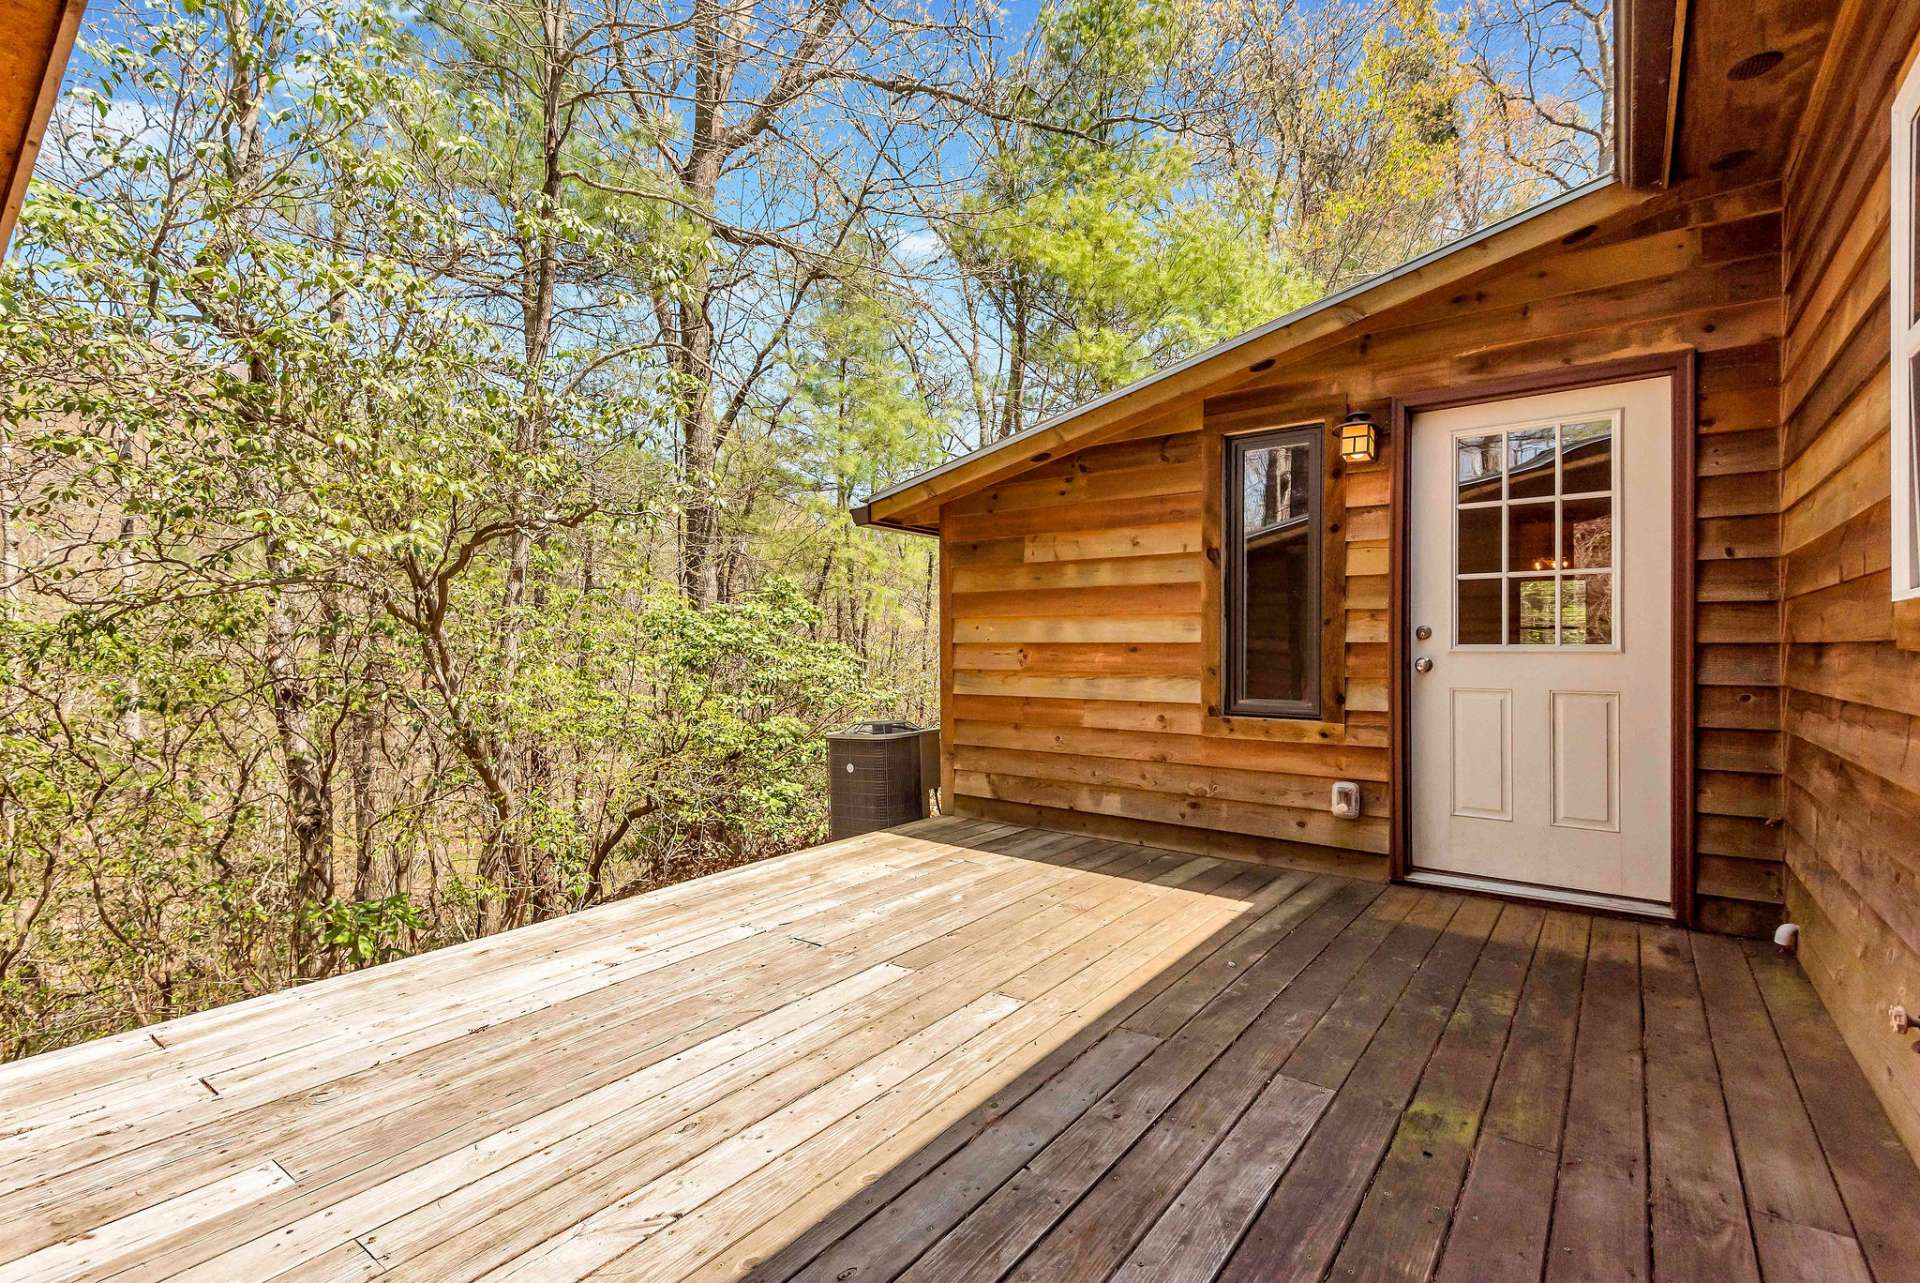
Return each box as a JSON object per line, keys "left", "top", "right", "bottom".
{"left": 1409, "top": 377, "right": 1673, "bottom": 908}
{"left": 1549, "top": 690, "right": 1619, "bottom": 832}
{"left": 1449, "top": 688, "right": 1512, "bottom": 821}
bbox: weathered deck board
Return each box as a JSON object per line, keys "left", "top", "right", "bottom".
{"left": 1324, "top": 903, "right": 1543, "bottom": 1283}
{"left": 1692, "top": 929, "right": 1862, "bottom": 1283}
{"left": 1430, "top": 910, "right": 1589, "bottom": 1283}
{"left": 1214, "top": 895, "right": 1504, "bottom": 1283}
{"left": 1745, "top": 940, "right": 1920, "bottom": 1283}
{"left": 998, "top": 887, "right": 1413, "bottom": 1283}
{"left": 1639, "top": 926, "right": 1758, "bottom": 1283}
{"left": 0, "top": 821, "right": 1913, "bottom": 1283}
{"left": 1544, "top": 915, "right": 1650, "bottom": 1283}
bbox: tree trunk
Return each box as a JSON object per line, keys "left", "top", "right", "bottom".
{"left": 674, "top": 0, "right": 728, "bottom": 609}
{"left": 492, "top": 0, "right": 571, "bottom": 925}
{"left": 261, "top": 562, "right": 334, "bottom": 977}
{"left": 676, "top": 273, "right": 723, "bottom": 608}
{"left": 0, "top": 423, "right": 17, "bottom": 624}
{"left": 348, "top": 699, "right": 378, "bottom": 900}
{"left": 1000, "top": 285, "right": 1029, "bottom": 442}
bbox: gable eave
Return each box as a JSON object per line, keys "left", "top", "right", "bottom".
{"left": 856, "top": 175, "right": 1636, "bottom": 533}
{"left": 1, "top": 0, "right": 86, "bottom": 256}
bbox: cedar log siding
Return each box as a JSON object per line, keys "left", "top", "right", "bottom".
{"left": 1778, "top": 4, "right": 1920, "bottom": 1162}
{"left": 943, "top": 177, "right": 1790, "bottom": 933}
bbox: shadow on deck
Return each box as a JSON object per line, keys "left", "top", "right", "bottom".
{"left": 0, "top": 816, "right": 1915, "bottom": 1282}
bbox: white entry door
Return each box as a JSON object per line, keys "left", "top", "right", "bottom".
{"left": 1409, "top": 377, "right": 1674, "bottom": 912}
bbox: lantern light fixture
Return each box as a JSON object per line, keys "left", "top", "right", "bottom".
{"left": 1339, "top": 410, "right": 1380, "bottom": 464}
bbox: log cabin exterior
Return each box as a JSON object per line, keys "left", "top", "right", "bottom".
{"left": 3, "top": 0, "right": 1920, "bottom": 1275}
{"left": 857, "top": 0, "right": 1920, "bottom": 1162}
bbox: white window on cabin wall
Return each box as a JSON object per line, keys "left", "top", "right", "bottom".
{"left": 1893, "top": 56, "right": 1920, "bottom": 601}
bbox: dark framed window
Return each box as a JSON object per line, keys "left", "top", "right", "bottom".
{"left": 1224, "top": 425, "right": 1323, "bottom": 718}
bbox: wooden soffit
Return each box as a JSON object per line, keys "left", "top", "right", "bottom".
{"left": 1617, "top": 0, "right": 1688, "bottom": 189}
{"left": 1667, "top": 0, "right": 1835, "bottom": 190}
{"left": 1, "top": 0, "right": 85, "bottom": 255}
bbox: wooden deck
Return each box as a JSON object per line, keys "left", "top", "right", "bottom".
{"left": 3, "top": 818, "right": 1917, "bottom": 1283}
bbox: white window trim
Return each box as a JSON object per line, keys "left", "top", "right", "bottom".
{"left": 1892, "top": 58, "right": 1920, "bottom": 601}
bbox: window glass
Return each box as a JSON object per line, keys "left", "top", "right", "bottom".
{"left": 1912, "top": 111, "right": 1920, "bottom": 329}
{"left": 1561, "top": 420, "right": 1612, "bottom": 493}
{"left": 1561, "top": 573, "right": 1613, "bottom": 645}
{"left": 1507, "top": 426, "right": 1557, "bottom": 498}
{"left": 1508, "top": 501, "right": 1556, "bottom": 571}
{"left": 1227, "top": 427, "right": 1322, "bottom": 716}
{"left": 1562, "top": 496, "right": 1612, "bottom": 568}
{"left": 1508, "top": 576, "right": 1557, "bottom": 645}
{"left": 1890, "top": 65, "right": 1920, "bottom": 600}
{"left": 1457, "top": 578, "right": 1503, "bottom": 645}
{"left": 1457, "top": 506, "right": 1502, "bottom": 574}
{"left": 1455, "top": 435, "right": 1503, "bottom": 503}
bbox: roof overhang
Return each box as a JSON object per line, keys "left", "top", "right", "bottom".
{"left": 854, "top": 175, "right": 1644, "bottom": 534}
{"left": 1, "top": 0, "right": 86, "bottom": 256}
{"left": 1616, "top": 0, "right": 1690, "bottom": 190}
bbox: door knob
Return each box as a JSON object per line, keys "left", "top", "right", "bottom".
{"left": 1413, "top": 656, "right": 1433, "bottom": 674}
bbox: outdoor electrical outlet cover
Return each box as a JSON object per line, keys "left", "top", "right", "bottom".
{"left": 1331, "top": 781, "right": 1362, "bottom": 819}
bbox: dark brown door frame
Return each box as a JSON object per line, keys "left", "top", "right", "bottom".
{"left": 1387, "top": 351, "right": 1698, "bottom": 925}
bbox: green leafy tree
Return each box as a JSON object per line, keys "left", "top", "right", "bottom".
{"left": 0, "top": 0, "right": 1590, "bottom": 1060}
{"left": 949, "top": 0, "right": 1310, "bottom": 438}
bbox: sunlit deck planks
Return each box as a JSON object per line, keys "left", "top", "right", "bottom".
{"left": 1, "top": 817, "right": 1915, "bottom": 1283}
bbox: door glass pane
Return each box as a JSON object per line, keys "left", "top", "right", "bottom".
{"left": 1458, "top": 506, "right": 1501, "bottom": 574}
{"left": 1507, "top": 426, "right": 1557, "bottom": 498}
{"left": 1456, "top": 435, "right": 1504, "bottom": 503}
{"left": 1508, "top": 575, "right": 1557, "bottom": 645}
{"left": 1458, "top": 578, "right": 1503, "bottom": 645}
{"left": 1238, "top": 438, "right": 1315, "bottom": 705}
{"left": 1560, "top": 573, "right": 1613, "bottom": 644}
{"left": 1508, "top": 501, "right": 1556, "bottom": 571}
{"left": 1562, "top": 496, "right": 1612, "bottom": 568}
{"left": 1561, "top": 420, "right": 1612, "bottom": 493}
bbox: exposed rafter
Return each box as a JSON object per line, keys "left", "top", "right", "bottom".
{"left": 0, "top": 0, "right": 86, "bottom": 255}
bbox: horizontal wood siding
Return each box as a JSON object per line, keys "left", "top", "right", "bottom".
{"left": 942, "top": 435, "right": 1392, "bottom": 878}
{"left": 1778, "top": 2, "right": 1920, "bottom": 1164}
{"left": 945, "top": 180, "right": 1789, "bottom": 927}
{"left": 1692, "top": 340, "right": 1790, "bottom": 936}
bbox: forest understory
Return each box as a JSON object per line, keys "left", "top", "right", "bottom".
{"left": 0, "top": 0, "right": 1610, "bottom": 1058}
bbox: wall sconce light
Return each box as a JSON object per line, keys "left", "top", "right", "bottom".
{"left": 1339, "top": 411, "right": 1380, "bottom": 464}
